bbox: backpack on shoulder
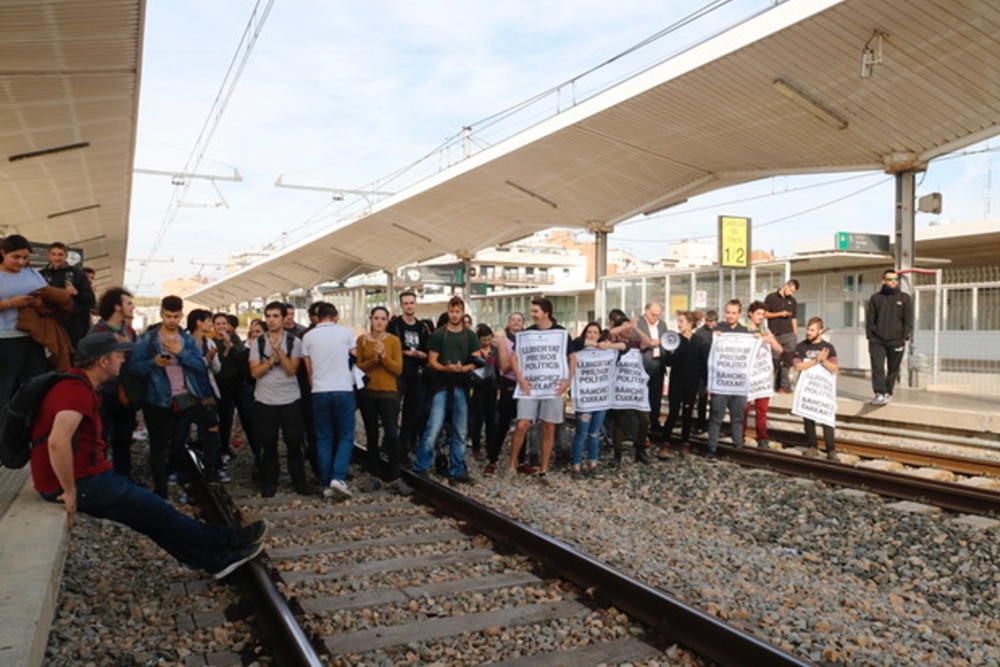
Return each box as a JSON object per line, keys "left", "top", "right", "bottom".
{"left": 0, "top": 372, "right": 86, "bottom": 469}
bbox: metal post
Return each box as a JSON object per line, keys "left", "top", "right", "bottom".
{"left": 385, "top": 270, "right": 395, "bottom": 313}
{"left": 932, "top": 269, "right": 942, "bottom": 386}
{"left": 894, "top": 171, "right": 916, "bottom": 284}
{"left": 894, "top": 170, "right": 917, "bottom": 386}
{"left": 594, "top": 227, "right": 608, "bottom": 322}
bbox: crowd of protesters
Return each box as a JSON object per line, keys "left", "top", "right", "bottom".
{"left": 6, "top": 237, "right": 926, "bottom": 508}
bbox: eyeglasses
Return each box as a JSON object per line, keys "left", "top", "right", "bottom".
{"left": 884, "top": 277, "right": 899, "bottom": 283}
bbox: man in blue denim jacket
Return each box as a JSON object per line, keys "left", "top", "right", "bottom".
{"left": 129, "top": 295, "right": 220, "bottom": 498}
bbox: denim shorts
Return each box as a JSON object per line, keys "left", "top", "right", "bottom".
{"left": 516, "top": 396, "right": 564, "bottom": 424}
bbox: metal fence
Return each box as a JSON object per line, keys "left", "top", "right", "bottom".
{"left": 912, "top": 264, "right": 1000, "bottom": 396}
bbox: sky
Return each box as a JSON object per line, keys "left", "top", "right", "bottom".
{"left": 125, "top": 0, "right": 999, "bottom": 294}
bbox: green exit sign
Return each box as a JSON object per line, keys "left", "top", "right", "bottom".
{"left": 834, "top": 232, "right": 890, "bottom": 253}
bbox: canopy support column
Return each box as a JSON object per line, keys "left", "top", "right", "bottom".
{"left": 589, "top": 222, "right": 612, "bottom": 323}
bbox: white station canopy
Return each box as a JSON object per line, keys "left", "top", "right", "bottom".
{"left": 192, "top": 0, "right": 1000, "bottom": 306}
{"left": 0, "top": 0, "right": 144, "bottom": 288}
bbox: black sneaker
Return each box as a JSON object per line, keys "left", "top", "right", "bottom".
{"left": 449, "top": 472, "right": 475, "bottom": 486}
{"left": 212, "top": 540, "right": 265, "bottom": 580}
{"left": 294, "top": 482, "right": 318, "bottom": 496}
{"left": 237, "top": 519, "right": 269, "bottom": 546}
{"left": 391, "top": 479, "right": 414, "bottom": 496}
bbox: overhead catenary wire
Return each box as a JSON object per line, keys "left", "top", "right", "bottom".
{"left": 134, "top": 0, "right": 276, "bottom": 290}
{"left": 612, "top": 176, "right": 896, "bottom": 245}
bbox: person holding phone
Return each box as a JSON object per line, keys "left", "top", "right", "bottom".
{"left": 0, "top": 234, "right": 48, "bottom": 411}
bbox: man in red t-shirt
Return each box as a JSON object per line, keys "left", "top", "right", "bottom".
{"left": 31, "top": 332, "right": 268, "bottom": 579}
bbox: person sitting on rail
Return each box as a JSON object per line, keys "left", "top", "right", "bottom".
{"left": 30, "top": 332, "right": 268, "bottom": 579}
{"left": 792, "top": 317, "right": 839, "bottom": 461}
{"left": 744, "top": 301, "right": 783, "bottom": 449}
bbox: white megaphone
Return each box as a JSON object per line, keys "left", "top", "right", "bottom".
{"left": 660, "top": 330, "right": 681, "bottom": 352}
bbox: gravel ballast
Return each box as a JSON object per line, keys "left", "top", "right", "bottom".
{"left": 459, "top": 453, "right": 1000, "bottom": 666}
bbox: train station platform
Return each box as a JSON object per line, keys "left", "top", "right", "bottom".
{"left": 0, "top": 471, "right": 69, "bottom": 667}
{"left": 770, "top": 375, "right": 1000, "bottom": 436}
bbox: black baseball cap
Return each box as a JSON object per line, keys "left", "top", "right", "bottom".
{"left": 76, "top": 332, "right": 133, "bottom": 361}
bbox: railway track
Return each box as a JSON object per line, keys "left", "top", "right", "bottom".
{"left": 192, "top": 459, "right": 812, "bottom": 667}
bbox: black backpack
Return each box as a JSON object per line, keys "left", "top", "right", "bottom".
{"left": 0, "top": 372, "right": 87, "bottom": 469}
{"left": 257, "top": 332, "right": 295, "bottom": 362}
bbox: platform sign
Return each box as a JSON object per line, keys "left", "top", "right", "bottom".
{"left": 718, "top": 216, "right": 751, "bottom": 268}
{"left": 834, "top": 232, "right": 889, "bottom": 253}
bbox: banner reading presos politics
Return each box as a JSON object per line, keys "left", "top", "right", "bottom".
{"left": 747, "top": 342, "right": 774, "bottom": 401}
{"left": 612, "top": 348, "right": 649, "bottom": 410}
{"left": 514, "top": 329, "right": 568, "bottom": 399}
{"left": 571, "top": 348, "right": 617, "bottom": 413}
{"left": 791, "top": 364, "right": 837, "bottom": 428}
{"left": 708, "top": 333, "right": 760, "bottom": 396}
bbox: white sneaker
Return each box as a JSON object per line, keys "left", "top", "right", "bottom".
{"left": 882, "top": 393, "right": 892, "bottom": 404}
{"left": 328, "top": 479, "right": 352, "bottom": 499}
{"left": 322, "top": 487, "right": 334, "bottom": 499}
{"left": 870, "top": 394, "right": 885, "bottom": 405}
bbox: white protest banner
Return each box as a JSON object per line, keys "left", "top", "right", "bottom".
{"left": 612, "top": 348, "right": 649, "bottom": 410}
{"left": 571, "top": 348, "right": 617, "bottom": 413}
{"left": 747, "top": 342, "right": 774, "bottom": 401}
{"left": 514, "top": 329, "right": 568, "bottom": 399}
{"left": 707, "top": 333, "right": 760, "bottom": 396}
{"left": 792, "top": 364, "right": 837, "bottom": 428}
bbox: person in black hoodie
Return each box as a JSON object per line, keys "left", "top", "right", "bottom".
{"left": 866, "top": 269, "right": 913, "bottom": 405}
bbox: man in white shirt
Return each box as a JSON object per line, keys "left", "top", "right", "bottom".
{"left": 301, "top": 302, "right": 356, "bottom": 499}
{"left": 248, "top": 301, "right": 308, "bottom": 497}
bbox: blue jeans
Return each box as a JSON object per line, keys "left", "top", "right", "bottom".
{"left": 414, "top": 387, "right": 468, "bottom": 477}
{"left": 313, "top": 391, "right": 356, "bottom": 485}
{"left": 43, "top": 470, "right": 239, "bottom": 572}
{"left": 572, "top": 410, "right": 607, "bottom": 465}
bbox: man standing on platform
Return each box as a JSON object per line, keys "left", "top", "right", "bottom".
{"left": 866, "top": 269, "right": 913, "bottom": 405}
{"left": 764, "top": 279, "right": 799, "bottom": 393}
{"left": 41, "top": 242, "right": 94, "bottom": 346}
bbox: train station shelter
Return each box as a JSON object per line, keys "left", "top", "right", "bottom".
{"left": 191, "top": 0, "right": 1000, "bottom": 309}
{"left": 0, "top": 0, "right": 144, "bottom": 291}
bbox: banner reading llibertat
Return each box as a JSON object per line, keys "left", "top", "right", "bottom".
{"left": 571, "top": 347, "right": 617, "bottom": 413}
{"left": 792, "top": 364, "right": 837, "bottom": 428}
{"left": 747, "top": 342, "right": 774, "bottom": 401}
{"left": 612, "top": 348, "right": 649, "bottom": 410}
{"left": 514, "top": 329, "right": 568, "bottom": 399}
{"left": 708, "top": 333, "right": 760, "bottom": 396}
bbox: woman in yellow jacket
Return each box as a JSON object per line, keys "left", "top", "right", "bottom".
{"left": 356, "top": 306, "right": 404, "bottom": 489}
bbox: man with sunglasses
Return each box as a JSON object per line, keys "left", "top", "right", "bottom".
{"left": 865, "top": 269, "right": 913, "bottom": 405}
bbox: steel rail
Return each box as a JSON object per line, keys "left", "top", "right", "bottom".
{"left": 188, "top": 456, "right": 323, "bottom": 667}
{"left": 401, "top": 469, "right": 814, "bottom": 667}
{"left": 713, "top": 444, "right": 1000, "bottom": 515}
{"left": 760, "top": 427, "right": 1000, "bottom": 478}
{"left": 766, "top": 405, "right": 1000, "bottom": 446}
